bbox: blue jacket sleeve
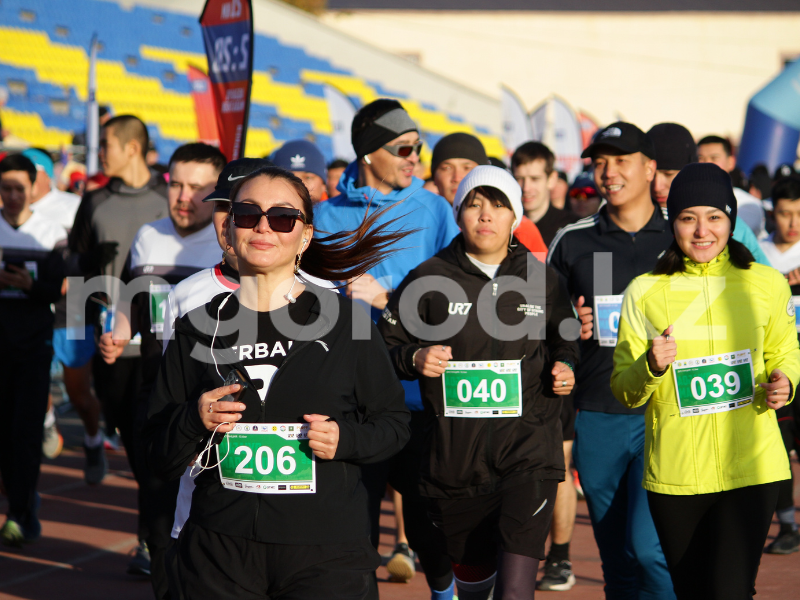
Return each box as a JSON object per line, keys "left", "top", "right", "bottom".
{"left": 733, "top": 217, "right": 770, "bottom": 267}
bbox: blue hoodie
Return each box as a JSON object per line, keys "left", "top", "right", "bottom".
{"left": 313, "top": 162, "right": 460, "bottom": 410}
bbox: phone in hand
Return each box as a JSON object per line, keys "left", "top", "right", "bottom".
{"left": 4, "top": 260, "right": 24, "bottom": 272}
{"left": 222, "top": 368, "right": 249, "bottom": 403}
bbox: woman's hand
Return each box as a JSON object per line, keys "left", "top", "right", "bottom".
{"left": 648, "top": 325, "right": 677, "bottom": 374}
{"left": 552, "top": 361, "right": 575, "bottom": 395}
{"left": 197, "top": 385, "right": 245, "bottom": 433}
{"left": 304, "top": 414, "right": 339, "bottom": 460}
{"left": 414, "top": 345, "right": 453, "bottom": 378}
{"left": 760, "top": 369, "right": 791, "bottom": 410}
{"left": 575, "top": 296, "right": 594, "bottom": 341}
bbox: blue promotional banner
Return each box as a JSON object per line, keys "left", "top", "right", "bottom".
{"left": 199, "top": 0, "right": 254, "bottom": 161}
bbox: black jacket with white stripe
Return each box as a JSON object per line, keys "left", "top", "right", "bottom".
{"left": 547, "top": 203, "right": 673, "bottom": 415}
{"left": 378, "top": 234, "right": 579, "bottom": 498}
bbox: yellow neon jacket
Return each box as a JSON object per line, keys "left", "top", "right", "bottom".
{"left": 611, "top": 247, "right": 800, "bottom": 495}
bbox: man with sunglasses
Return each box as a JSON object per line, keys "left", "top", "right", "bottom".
{"left": 314, "top": 99, "right": 460, "bottom": 600}
{"left": 98, "top": 143, "right": 226, "bottom": 600}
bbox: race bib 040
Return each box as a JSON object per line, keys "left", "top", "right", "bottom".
{"left": 217, "top": 423, "right": 316, "bottom": 494}
{"left": 594, "top": 295, "right": 623, "bottom": 347}
{"left": 673, "top": 350, "right": 755, "bottom": 417}
{"left": 442, "top": 360, "right": 522, "bottom": 418}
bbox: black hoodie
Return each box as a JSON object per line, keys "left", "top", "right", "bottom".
{"left": 378, "top": 235, "right": 580, "bottom": 499}
{"left": 144, "top": 286, "right": 410, "bottom": 544}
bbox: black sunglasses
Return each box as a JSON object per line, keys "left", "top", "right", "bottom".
{"left": 230, "top": 203, "right": 307, "bottom": 232}
{"left": 382, "top": 141, "right": 423, "bottom": 158}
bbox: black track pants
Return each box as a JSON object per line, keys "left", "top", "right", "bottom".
{"left": 647, "top": 482, "right": 781, "bottom": 600}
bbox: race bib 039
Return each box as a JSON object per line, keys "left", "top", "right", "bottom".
{"left": 217, "top": 423, "right": 316, "bottom": 494}
{"left": 442, "top": 360, "right": 522, "bottom": 418}
{"left": 594, "top": 295, "right": 623, "bottom": 347}
{"left": 673, "top": 350, "right": 755, "bottom": 417}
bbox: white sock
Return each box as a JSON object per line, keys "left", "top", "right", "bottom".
{"left": 85, "top": 431, "right": 104, "bottom": 448}
{"left": 44, "top": 407, "right": 56, "bottom": 429}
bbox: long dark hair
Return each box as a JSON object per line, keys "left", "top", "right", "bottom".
{"left": 652, "top": 238, "right": 754, "bottom": 275}
{"left": 229, "top": 166, "right": 415, "bottom": 281}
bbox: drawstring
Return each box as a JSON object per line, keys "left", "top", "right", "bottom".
{"left": 190, "top": 421, "right": 231, "bottom": 478}
{"left": 191, "top": 290, "right": 236, "bottom": 478}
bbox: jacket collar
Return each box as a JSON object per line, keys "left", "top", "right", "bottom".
{"left": 106, "top": 171, "right": 165, "bottom": 196}
{"left": 175, "top": 285, "right": 329, "bottom": 352}
{"left": 441, "top": 233, "right": 531, "bottom": 280}
{"left": 682, "top": 245, "right": 733, "bottom": 276}
{"left": 596, "top": 201, "right": 668, "bottom": 236}
{"left": 336, "top": 161, "right": 426, "bottom": 207}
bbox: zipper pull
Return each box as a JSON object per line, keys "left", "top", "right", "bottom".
{"left": 492, "top": 282, "right": 498, "bottom": 297}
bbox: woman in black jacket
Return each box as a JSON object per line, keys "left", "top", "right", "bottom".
{"left": 144, "top": 166, "right": 411, "bottom": 599}
{"left": 379, "top": 165, "right": 580, "bottom": 600}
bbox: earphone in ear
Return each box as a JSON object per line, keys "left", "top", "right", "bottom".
{"left": 364, "top": 155, "right": 372, "bottom": 165}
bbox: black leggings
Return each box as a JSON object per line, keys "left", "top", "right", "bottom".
{"left": 647, "top": 482, "right": 781, "bottom": 600}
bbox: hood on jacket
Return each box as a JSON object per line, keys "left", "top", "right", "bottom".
{"left": 335, "top": 161, "right": 427, "bottom": 207}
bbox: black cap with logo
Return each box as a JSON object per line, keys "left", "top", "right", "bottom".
{"left": 581, "top": 122, "right": 656, "bottom": 160}
{"left": 203, "top": 158, "right": 273, "bottom": 203}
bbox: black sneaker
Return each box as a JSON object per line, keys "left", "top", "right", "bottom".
{"left": 537, "top": 559, "right": 576, "bottom": 591}
{"left": 386, "top": 542, "right": 415, "bottom": 583}
{"left": 84, "top": 443, "right": 107, "bottom": 485}
{"left": 127, "top": 540, "right": 151, "bottom": 576}
{"left": 765, "top": 529, "right": 800, "bottom": 554}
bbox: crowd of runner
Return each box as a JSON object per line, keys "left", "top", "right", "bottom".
{"left": 0, "top": 99, "right": 799, "bottom": 600}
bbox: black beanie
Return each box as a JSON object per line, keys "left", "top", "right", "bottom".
{"left": 666, "top": 163, "right": 737, "bottom": 234}
{"left": 431, "top": 133, "right": 489, "bottom": 174}
{"left": 647, "top": 123, "right": 697, "bottom": 171}
{"left": 351, "top": 100, "right": 418, "bottom": 159}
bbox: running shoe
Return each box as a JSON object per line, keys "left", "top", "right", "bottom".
{"left": 537, "top": 559, "right": 576, "bottom": 591}
{"left": 84, "top": 443, "right": 108, "bottom": 485}
{"left": 42, "top": 422, "right": 63, "bottom": 459}
{"left": 765, "top": 529, "right": 800, "bottom": 554}
{"left": 127, "top": 540, "right": 151, "bottom": 576}
{"left": 104, "top": 432, "right": 121, "bottom": 451}
{"left": 0, "top": 519, "right": 24, "bottom": 548}
{"left": 386, "top": 542, "right": 415, "bottom": 583}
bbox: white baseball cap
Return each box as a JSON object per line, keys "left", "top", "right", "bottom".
{"left": 452, "top": 165, "right": 523, "bottom": 230}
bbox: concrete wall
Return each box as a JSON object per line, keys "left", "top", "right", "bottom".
{"left": 320, "top": 10, "right": 800, "bottom": 145}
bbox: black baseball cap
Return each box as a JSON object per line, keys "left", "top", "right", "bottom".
{"left": 203, "top": 158, "right": 273, "bottom": 202}
{"left": 581, "top": 122, "right": 656, "bottom": 160}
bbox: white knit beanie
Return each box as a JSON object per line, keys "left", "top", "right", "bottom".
{"left": 452, "top": 165, "right": 523, "bottom": 230}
